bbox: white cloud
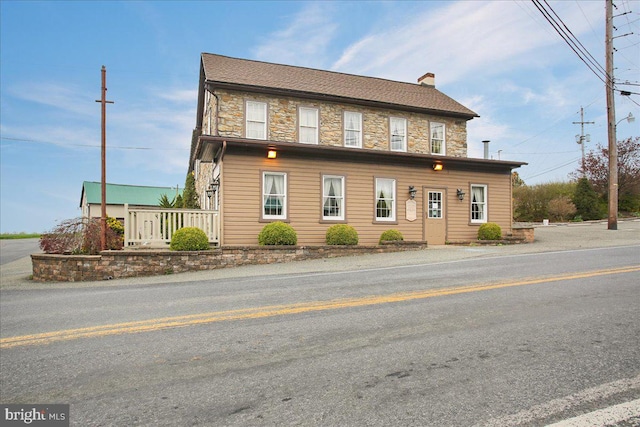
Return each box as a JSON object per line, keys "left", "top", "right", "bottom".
{"left": 7, "top": 82, "right": 98, "bottom": 117}
{"left": 253, "top": 2, "right": 338, "bottom": 67}
{"left": 330, "top": 1, "right": 604, "bottom": 85}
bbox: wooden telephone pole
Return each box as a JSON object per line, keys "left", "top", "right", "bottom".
{"left": 96, "top": 66, "right": 114, "bottom": 250}
{"left": 605, "top": 0, "right": 618, "bottom": 230}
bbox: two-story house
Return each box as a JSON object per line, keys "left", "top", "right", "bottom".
{"left": 189, "top": 53, "right": 525, "bottom": 246}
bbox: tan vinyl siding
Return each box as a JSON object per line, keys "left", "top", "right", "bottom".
{"left": 220, "top": 150, "right": 514, "bottom": 246}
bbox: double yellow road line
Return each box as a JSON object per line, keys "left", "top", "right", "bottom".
{"left": 2, "top": 266, "right": 638, "bottom": 349}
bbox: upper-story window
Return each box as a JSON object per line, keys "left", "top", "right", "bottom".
{"left": 299, "top": 107, "right": 319, "bottom": 144}
{"left": 344, "top": 111, "right": 362, "bottom": 148}
{"left": 322, "top": 175, "right": 345, "bottom": 221}
{"left": 470, "top": 184, "right": 487, "bottom": 223}
{"left": 246, "top": 101, "right": 267, "bottom": 140}
{"left": 430, "top": 122, "right": 445, "bottom": 155}
{"left": 390, "top": 117, "right": 407, "bottom": 152}
{"left": 375, "top": 178, "right": 396, "bottom": 222}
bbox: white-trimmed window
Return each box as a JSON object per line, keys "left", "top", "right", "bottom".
{"left": 471, "top": 184, "right": 487, "bottom": 223}
{"left": 299, "top": 107, "right": 319, "bottom": 144}
{"left": 246, "top": 101, "right": 267, "bottom": 140}
{"left": 390, "top": 117, "right": 407, "bottom": 152}
{"left": 428, "top": 191, "right": 443, "bottom": 219}
{"left": 344, "top": 111, "right": 362, "bottom": 148}
{"left": 430, "top": 122, "right": 445, "bottom": 155}
{"left": 262, "top": 172, "right": 287, "bottom": 220}
{"left": 375, "top": 178, "right": 396, "bottom": 221}
{"left": 323, "top": 175, "right": 345, "bottom": 220}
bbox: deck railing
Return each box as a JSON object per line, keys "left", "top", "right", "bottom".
{"left": 124, "top": 204, "right": 220, "bottom": 247}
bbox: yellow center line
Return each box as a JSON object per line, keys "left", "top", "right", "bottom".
{"left": 2, "top": 266, "right": 638, "bottom": 349}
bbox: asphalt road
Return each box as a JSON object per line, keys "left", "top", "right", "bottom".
{"left": 1, "top": 227, "right": 639, "bottom": 426}
{"left": 0, "top": 238, "right": 40, "bottom": 265}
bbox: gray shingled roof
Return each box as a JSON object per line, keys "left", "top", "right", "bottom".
{"left": 201, "top": 53, "right": 478, "bottom": 119}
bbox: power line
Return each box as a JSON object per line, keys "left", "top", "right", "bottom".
{"left": 531, "top": 0, "right": 609, "bottom": 86}
{"left": 0, "top": 137, "right": 188, "bottom": 151}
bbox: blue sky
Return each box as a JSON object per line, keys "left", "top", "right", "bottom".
{"left": 1, "top": 1, "right": 638, "bottom": 233}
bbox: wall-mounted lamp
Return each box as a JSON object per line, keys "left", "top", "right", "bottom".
{"left": 456, "top": 188, "right": 465, "bottom": 201}
{"left": 206, "top": 177, "right": 220, "bottom": 200}
{"left": 267, "top": 150, "right": 277, "bottom": 159}
{"left": 433, "top": 163, "right": 443, "bottom": 171}
{"left": 408, "top": 186, "right": 417, "bottom": 200}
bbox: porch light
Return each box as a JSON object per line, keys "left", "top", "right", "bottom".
{"left": 433, "top": 163, "right": 443, "bottom": 171}
{"left": 408, "top": 186, "right": 417, "bottom": 200}
{"left": 211, "top": 177, "right": 220, "bottom": 192}
{"left": 267, "top": 150, "right": 277, "bottom": 159}
{"left": 456, "top": 188, "right": 465, "bottom": 201}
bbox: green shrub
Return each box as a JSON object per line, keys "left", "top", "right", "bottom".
{"left": 258, "top": 221, "right": 297, "bottom": 245}
{"left": 477, "top": 222, "right": 502, "bottom": 240}
{"left": 170, "top": 227, "right": 209, "bottom": 251}
{"left": 379, "top": 229, "right": 404, "bottom": 244}
{"left": 326, "top": 224, "right": 358, "bottom": 245}
{"left": 573, "top": 177, "right": 606, "bottom": 221}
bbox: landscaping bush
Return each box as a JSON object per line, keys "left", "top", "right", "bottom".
{"left": 379, "top": 229, "right": 404, "bottom": 244}
{"left": 547, "top": 196, "right": 577, "bottom": 222}
{"left": 170, "top": 227, "right": 209, "bottom": 251}
{"left": 326, "top": 224, "right": 358, "bottom": 245}
{"left": 40, "top": 217, "right": 123, "bottom": 255}
{"left": 258, "top": 221, "right": 297, "bottom": 245}
{"left": 83, "top": 218, "right": 124, "bottom": 253}
{"left": 477, "top": 222, "right": 502, "bottom": 240}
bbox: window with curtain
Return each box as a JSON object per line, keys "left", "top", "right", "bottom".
{"left": 428, "top": 191, "right": 443, "bottom": 218}
{"left": 246, "top": 101, "right": 267, "bottom": 140}
{"left": 299, "top": 107, "right": 319, "bottom": 144}
{"left": 390, "top": 117, "right": 407, "bottom": 152}
{"left": 344, "top": 111, "right": 362, "bottom": 148}
{"left": 375, "top": 178, "right": 396, "bottom": 221}
{"left": 263, "top": 172, "right": 286, "bottom": 219}
{"left": 430, "top": 122, "right": 445, "bottom": 155}
{"left": 471, "top": 184, "right": 487, "bottom": 223}
{"left": 323, "top": 176, "right": 344, "bottom": 220}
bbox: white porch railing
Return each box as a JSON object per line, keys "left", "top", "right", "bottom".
{"left": 124, "top": 203, "right": 220, "bottom": 247}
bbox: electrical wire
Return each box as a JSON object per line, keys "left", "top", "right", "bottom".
{"left": 531, "top": 0, "right": 609, "bottom": 87}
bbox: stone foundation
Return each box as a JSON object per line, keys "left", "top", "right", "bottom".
{"left": 31, "top": 242, "right": 427, "bottom": 282}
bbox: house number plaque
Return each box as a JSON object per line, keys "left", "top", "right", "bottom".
{"left": 405, "top": 199, "right": 417, "bottom": 222}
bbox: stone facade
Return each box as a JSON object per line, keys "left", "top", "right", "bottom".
{"left": 203, "top": 89, "right": 468, "bottom": 157}
{"left": 32, "top": 242, "right": 429, "bottom": 282}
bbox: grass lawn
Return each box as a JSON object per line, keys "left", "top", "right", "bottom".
{"left": 0, "top": 233, "right": 41, "bottom": 240}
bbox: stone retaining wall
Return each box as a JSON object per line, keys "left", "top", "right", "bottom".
{"left": 31, "top": 242, "right": 428, "bottom": 282}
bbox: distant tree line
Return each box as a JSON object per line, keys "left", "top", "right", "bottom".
{"left": 513, "top": 137, "right": 639, "bottom": 222}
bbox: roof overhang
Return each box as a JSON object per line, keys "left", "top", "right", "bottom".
{"left": 204, "top": 80, "right": 479, "bottom": 121}
{"left": 196, "top": 135, "right": 527, "bottom": 172}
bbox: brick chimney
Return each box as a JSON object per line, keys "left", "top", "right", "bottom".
{"left": 418, "top": 72, "right": 435, "bottom": 87}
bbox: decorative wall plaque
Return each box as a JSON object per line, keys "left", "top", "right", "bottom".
{"left": 405, "top": 199, "right": 417, "bottom": 222}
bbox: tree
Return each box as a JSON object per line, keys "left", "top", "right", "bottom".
{"left": 570, "top": 137, "right": 640, "bottom": 212}
{"left": 573, "top": 177, "right": 606, "bottom": 220}
{"left": 512, "top": 171, "right": 525, "bottom": 188}
{"left": 158, "top": 194, "right": 177, "bottom": 208}
{"left": 182, "top": 172, "right": 200, "bottom": 209}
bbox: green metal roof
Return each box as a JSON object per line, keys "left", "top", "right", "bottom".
{"left": 80, "top": 181, "right": 180, "bottom": 207}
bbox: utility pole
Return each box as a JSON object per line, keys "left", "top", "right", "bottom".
{"left": 572, "top": 106, "right": 594, "bottom": 174}
{"left": 605, "top": 0, "right": 617, "bottom": 230}
{"left": 95, "top": 66, "right": 114, "bottom": 250}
